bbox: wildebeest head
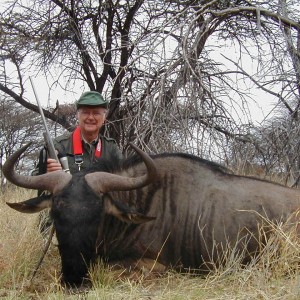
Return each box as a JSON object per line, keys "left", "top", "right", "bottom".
{"left": 3, "top": 142, "right": 157, "bottom": 286}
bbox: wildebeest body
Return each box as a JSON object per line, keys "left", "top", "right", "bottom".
{"left": 3, "top": 145, "right": 300, "bottom": 285}
{"left": 104, "top": 154, "right": 300, "bottom": 270}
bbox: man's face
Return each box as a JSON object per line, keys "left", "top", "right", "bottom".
{"left": 77, "top": 106, "right": 107, "bottom": 137}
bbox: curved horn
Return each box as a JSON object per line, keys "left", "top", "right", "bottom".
{"left": 85, "top": 143, "right": 157, "bottom": 193}
{"left": 3, "top": 142, "right": 72, "bottom": 194}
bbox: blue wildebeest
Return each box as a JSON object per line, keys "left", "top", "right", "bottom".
{"left": 3, "top": 143, "right": 300, "bottom": 286}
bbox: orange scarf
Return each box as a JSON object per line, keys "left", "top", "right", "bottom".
{"left": 72, "top": 126, "right": 102, "bottom": 158}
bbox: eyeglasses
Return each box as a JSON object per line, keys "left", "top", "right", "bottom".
{"left": 79, "top": 110, "right": 106, "bottom": 118}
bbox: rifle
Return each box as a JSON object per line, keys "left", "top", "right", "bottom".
{"left": 29, "top": 77, "right": 70, "bottom": 173}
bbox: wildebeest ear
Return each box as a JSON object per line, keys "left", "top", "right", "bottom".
{"left": 104, "top": 195, "right": 156, "bottom": 224}
{"left": 6, "top": 194, "right": 52, "bottom": 214}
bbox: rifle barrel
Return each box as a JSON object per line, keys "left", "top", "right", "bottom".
{"left": 29, "top": 77, "right": 58, "bottom": 161}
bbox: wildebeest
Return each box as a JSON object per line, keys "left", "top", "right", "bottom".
{"left": 3, "top": 142, "right": 300, "bottom": 286}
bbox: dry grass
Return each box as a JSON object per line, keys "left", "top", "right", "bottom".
{"left": 1, "top": 187, "right": 300, "bottom": 299}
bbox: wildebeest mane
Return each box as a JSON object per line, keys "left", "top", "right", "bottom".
{"left": 123, "top": 152, "right": 232, "bottom": 174}
{"left": 84, "top": 153, "right": 123, "bottom": 174}
{"left": 82, "top": 151, "right": 230, "bottom": 175}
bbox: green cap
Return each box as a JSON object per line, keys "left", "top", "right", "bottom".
{"left": 76, "top": 91, "right": 108, "bottom": 109}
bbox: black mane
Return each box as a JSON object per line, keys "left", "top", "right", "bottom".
{"left": 123, "top": 152, "right": 232, "bottom": 174}
{"left": 84, "top": 154, "right": 123, "bottom": 174}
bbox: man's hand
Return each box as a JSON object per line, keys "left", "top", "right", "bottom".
{"left": 47, "top": 158, "right": 62, "bottom": 173}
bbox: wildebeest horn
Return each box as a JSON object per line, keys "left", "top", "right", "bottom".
{"left": 3, "top": 142, "right": 72, "bottom": 194}
{"left": 85, "top": 143, "right": 157, "bottom": 193}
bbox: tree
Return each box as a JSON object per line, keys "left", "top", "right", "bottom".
{"left": 0, "top": 97, "right": 43, "bottom": 187}
{"left": 223, "top": 0, "right": 300, "bottom": 183}
{"left": 0, "top": 0, "right": 299, "bottom": 162}
{"left": 0, "top": 94, "right": 71, "bottom": 187}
